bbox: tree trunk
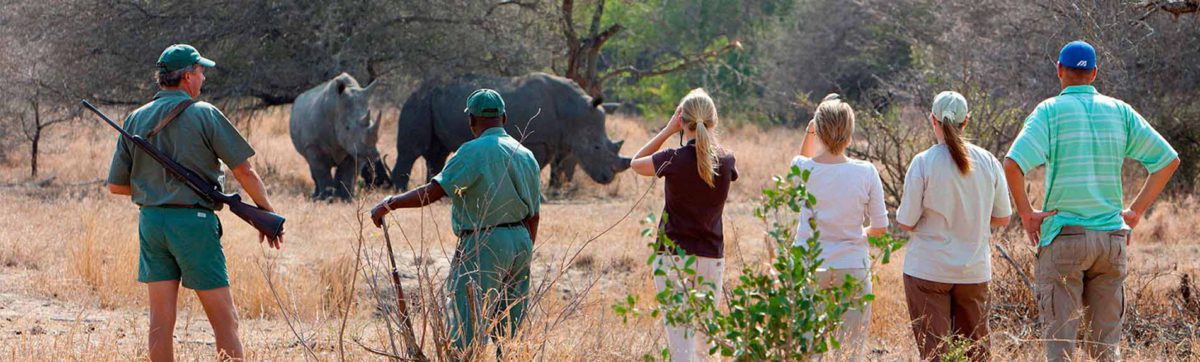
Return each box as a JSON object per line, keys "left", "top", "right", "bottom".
{"left": 30, "top": 98, "right": 40, "bottom": 178}
{"left": 561, "top": 0, "right": 621, "bottom": 99}
{"left": 565, "top": 38, "right": 608, "bottom": 97}
{"left": 30, "top": 130, "right": 38, "bottom": 178}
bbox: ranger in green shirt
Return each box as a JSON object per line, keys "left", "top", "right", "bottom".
{"left": 371, "top": 89, "right": 541, "bottom": 358}
{"left": 1003, "top": 40, "right": 1179, "bottom": 362}
{"left": 106, "top": 44, "right": 281, "bottom": 361}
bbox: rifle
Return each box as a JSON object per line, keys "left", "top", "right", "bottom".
{"left": 381, "top": 222, "right": 427, "bottom": 361}
{"left": 81, "top": 100, "right": 285, "bottom": 241}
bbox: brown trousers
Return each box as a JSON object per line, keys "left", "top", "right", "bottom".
{"left": 1036, "top": 226, "right": 1127, "bottom": 362}
{"left": 903, "top": 274, "right": 990, "bottom": 361}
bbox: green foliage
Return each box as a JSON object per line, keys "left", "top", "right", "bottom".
{"left": 938, "top": 336, "right": 974, "bottom": 362}
{"left": 598, "top": 0, "right": 790, "bottom": 119}
{"left": 613, "top": 166, "right": 905, "bottom": 361}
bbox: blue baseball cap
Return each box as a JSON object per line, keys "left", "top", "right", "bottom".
{"left": 1058, "top": 40, "right": 1096, "bottom": 70}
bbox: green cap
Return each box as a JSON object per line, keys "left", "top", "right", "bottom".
{"left": 157, "top": 44, "right": 216, "bottom": 73}
{"left": 464, "top": 89, "right": 505, "bottom": 117}
{"left": 932, "top": 91, "right": 969, "bottom": 124}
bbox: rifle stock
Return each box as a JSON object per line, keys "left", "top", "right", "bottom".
{"left": 219, "top": 193, "right": 286, "bottom": 242}
{"left": 82, "top": 99, "right": 285, "bottom": 241}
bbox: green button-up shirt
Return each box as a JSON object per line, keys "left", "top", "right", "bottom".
{"left": 432, "top": 127, "right": 541, "bottom": 236}
{"left": 107, "top": 90, "right": 256, "bottom": 209}
{"left": 1007, "top": 85, "right": 1178, "bottom": 246}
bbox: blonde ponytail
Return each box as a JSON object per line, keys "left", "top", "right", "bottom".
{"left": 679, "top": 88, "right": 721, "bottom": 188}
{"left": 813, "top": 93, "right": 855, "bottom": 155}
{"left": 694, "top": 121, "right": 717, "bottom": 187}
{"left": 941, "top": 120, "right": 973, "bottom": 174}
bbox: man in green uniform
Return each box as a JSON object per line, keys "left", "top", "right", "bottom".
{"left": 370, "top": 89, "right": 541, "bottom": 357}
{"left": 1004, "top": 40, "right": 1179, "bottom": 361}
{"left": 107, "top": 44, "right": 282, "bottom": 361}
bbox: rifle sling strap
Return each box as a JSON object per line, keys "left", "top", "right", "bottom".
{"left": 147, "top": 99, "right": 196, "bottom": 138}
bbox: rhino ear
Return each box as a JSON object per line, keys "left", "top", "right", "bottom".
{"left": 337, "top": 81, "right": 348, "bottom": 94}
{"left": 591, "top": 96, "right": 604, "bottom": 109}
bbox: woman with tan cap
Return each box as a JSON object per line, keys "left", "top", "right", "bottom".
{"left": 629, "top": 88, "right": 738, "bottom": 362}
{"left": 896, "top": 91, "right": 1011, "bottom": 360}
{"left": 791, "top": 94, "right": 889, "bottom": 361}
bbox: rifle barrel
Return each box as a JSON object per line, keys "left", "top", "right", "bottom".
{"left": 82, "top": 100, "right": 135, "bottom": 140}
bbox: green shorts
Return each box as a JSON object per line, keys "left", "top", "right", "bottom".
{"left": 137, "top": 206, "right": 229, "bottom": 290}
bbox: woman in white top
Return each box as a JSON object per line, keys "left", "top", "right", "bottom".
{"left": 895, "top": 91, "right": 1011, "bottom": 361}
{"left": 792, "top": 94, "right": 888, "bottom": 362}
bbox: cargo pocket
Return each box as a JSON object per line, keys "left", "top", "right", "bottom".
{"left": 1109, "top": 231, "right": 1128, "bottom": 273}
{"left": 1037, "top": 283, "right": 1055, "bottom": 322}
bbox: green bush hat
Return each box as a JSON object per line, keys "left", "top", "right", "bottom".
{"left": 157, "top": 44, "right": 216, "bottom": 73}
{"left": 932, "top": 91, "right": 968, "bottom": 124}
{"left": 464, "top": 89, "right": 506, "bottom": 117}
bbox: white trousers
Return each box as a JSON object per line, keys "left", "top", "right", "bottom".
{"left": 815, "top": 268, "right": 872, "bottom": 362}
{"left": 652, "top": 255, "right": 725, "bottom": 362}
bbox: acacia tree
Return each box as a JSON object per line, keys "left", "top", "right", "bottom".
{"left": 14, "top": 74, "right": 78, "bottom": 178}
{"left": 0, "top": 1, "right": 84, "bottom": 179}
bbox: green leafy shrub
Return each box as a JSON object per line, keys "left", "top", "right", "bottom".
{"left": 614, "top": 165, "right": 904, "bottom": 361}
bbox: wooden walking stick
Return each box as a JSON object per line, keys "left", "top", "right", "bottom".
{"left": 382, "top": 222, "right": 428, "bottom": 362}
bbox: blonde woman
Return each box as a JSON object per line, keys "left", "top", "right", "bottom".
{"left": 896, "top": 91, "right": 1011, "bottom": 361}
{"left": 630, "top": 88, "right": 738, "bottom": 362}
{"left": 793, "top": 94, "right": 888, "bottom": 361}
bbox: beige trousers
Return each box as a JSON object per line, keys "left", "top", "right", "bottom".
{"left": 652, "top": 255, "right": 725, "bottom": 362}
{"left": 816, "top": 268, "right": 872, "bottom": 362}
{"left": 1037, "top": 226, "right": 1128, "bottom": 362}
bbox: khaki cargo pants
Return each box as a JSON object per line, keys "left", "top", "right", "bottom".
{"left": 1036, "top": 225, "right": 1128, "bottom": 362}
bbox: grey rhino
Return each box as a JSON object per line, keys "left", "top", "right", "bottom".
{"left": 392, "top": 72, "right": 630, "bottom": 190}
{"left": 289, "top": 73, "right": 386, "bottom": 201}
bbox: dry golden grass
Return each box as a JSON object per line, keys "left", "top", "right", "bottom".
{"left": 0, "top": 108, "right": 1196, "bottom": 360}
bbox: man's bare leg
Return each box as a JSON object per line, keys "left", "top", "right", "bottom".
{"left": 147, "top": 280, "right": 181, "bottom": 362}
{"left": 195, "top": 287, "right": 243, "bottom": 360}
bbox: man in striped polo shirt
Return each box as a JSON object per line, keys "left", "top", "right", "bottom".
{"left": 1004, "top": 40, "right": 1180, "bottom": 361}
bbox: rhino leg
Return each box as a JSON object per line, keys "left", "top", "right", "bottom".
{"left": 423, "top": 143, "right": 449, "bottom": 183}
{"left": 333, "top": 157, "right": 358, "bottom": 201}
{"left": 305, "top": 154, "right": 336, "bottom": 201}
{"left": 360, "top": 159, "right": 391, "bottom": 189}
{"left": 550, "top": 154, "right": 578, "bottom": 189}
{"left": 392, "top": 140, "right": 435, "bottom": 192}
{"left": 392, "top": 153, "right": 418, "bottom": 192}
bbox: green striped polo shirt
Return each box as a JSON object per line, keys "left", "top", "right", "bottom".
{"left": 1007, "top": 85, "right": 1177, "bottom": 247}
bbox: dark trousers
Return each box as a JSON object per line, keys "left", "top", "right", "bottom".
{"left": 904, "top": 274, "right": 990, "bottom": 361}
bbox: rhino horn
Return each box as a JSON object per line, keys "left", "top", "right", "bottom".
{"left": 368, "top": 111, "right": 382, "bottom": 134}
{"left": 364, "top": 79, "right": 378, "bottom": 93}
{"left": 600, "top": 102, "right": 621, "bottom": 113}
{"left": 615, "top": 156, "right": 632, "bottom": 171}
{"left": 613, "top": 139, "right": 625, "bottom": 150}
